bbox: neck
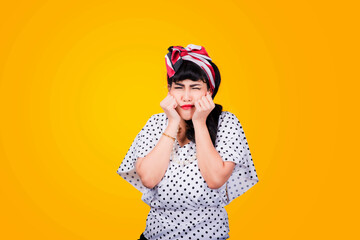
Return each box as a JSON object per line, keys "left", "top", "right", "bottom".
{"left": 178, "top": 118, "right": 187, "bottom": 139}
{"left": 179, "top": 118, "right": 186, "bottom": 129}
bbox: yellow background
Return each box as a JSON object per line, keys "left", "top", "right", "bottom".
{"left": 0, "top": 0, "right": 358, "bottom": 239}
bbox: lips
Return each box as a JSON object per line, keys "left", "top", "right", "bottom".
{"left": 181, "top": 104, "right": 194, "bottom": 109}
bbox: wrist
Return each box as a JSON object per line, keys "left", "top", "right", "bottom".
{"left": 165, "top": 121, "right": 180, "bottom": 137}
{"left": 192, "top": 119, "right": 206, "bottom": 127}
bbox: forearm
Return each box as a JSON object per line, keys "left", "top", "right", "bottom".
{"left": 136, "top": 121, "right": 179, "bottom": 189}
{"left": 193, "top": 120, "right": 225, "bottom": 189}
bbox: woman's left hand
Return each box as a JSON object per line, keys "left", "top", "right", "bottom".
{"left": 192, "top": 91, "right": 215, "bottom": 123}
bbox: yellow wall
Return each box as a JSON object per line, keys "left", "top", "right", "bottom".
{"left": 0, "top": 0, "right": 357, "bottom": 239}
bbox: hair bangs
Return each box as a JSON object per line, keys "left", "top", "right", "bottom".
{"left": 170, "top": 61, "right": 209, "bottom": 84}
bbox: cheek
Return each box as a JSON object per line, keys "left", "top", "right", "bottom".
{"left": 171, "top": 95, "right": 180, "bottom": 104}
{"left": 169, "top": 91, "right": 178, "bottom": 99}
{"left": 194, "top": 92, "right": 207, "bottom": 101}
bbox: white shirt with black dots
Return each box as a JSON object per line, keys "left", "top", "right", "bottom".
{"left": 117, "top": 111, "right": 259, "bottom": 240}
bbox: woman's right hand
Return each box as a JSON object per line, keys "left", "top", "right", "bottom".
{"left": 160, "top": 92, "right": 181, "bottom": 124}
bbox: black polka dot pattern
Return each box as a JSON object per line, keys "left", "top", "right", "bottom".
{"left": 117, "top": 111, "right": 259, "bottom": 240}
{"left": 214, "top": 112, "right": 259, "bottom": 205}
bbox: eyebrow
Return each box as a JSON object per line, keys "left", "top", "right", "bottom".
{"left": 174, "top": 83, "right": 202, "bottom": 87}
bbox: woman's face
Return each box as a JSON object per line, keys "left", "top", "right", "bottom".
{"left": 168, "top": 79, "right": 211, "bottom": 121}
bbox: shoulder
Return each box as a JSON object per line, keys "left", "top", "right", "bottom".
{"left": 218, "top": 111, "right": 244, "bottom": 135}
{"left": 216, "top": 111, "right": 245, "bottom": 144}
{"left": 142, "top": 113, "right": 167, "bottom": 129}
{"left": 151, "top": 112, "right": 167, "bottom": 120}
{"left": 147, "top": 112, "right": 167, "bottom": 124}
{"left": 143, "top": 112, "right": 164, "bottom": 122}
{"left": 219, "top": 111, "right": 242, "bottom": 126}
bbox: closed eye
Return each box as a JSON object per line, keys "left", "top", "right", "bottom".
{"left": 174, "top": 87, "right": 201, "bottom": 90}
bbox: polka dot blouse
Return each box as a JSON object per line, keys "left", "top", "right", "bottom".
{"left": 117, "top": 111, "right": 259, "bottom": 240}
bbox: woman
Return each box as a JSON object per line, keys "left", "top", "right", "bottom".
{"left": 117, "top": 44, "right": 259, "bottom": 240}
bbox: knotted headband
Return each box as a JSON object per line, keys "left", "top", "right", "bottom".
{"left": 165, "top": 44, "right": 216, "bottom": 94}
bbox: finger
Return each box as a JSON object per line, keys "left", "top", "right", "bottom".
{"left": 163, "top": 95, "right": 172, "bottom": 105}
{"left": 203, "top": 94, "right": 211, "bottom": 103}
{"left": 197, "top": 99, "right": 204, "bottom": 110}
{"left": 170, "top": 98, "right": 178, "bottom": 108}
{"left": 194, "top": 100, "right": 201, "bottom": 110}
{"left": 164, "top": 96, "right": 174, "bottom": 108}
{"left": 201, "top": 96, "right": 211, "bottom": 109}
{"left": 206, "top": 93, "right": 215, "bottom": 106}
{"left": 168, "top": 94, "right": 176, "bottom": 103}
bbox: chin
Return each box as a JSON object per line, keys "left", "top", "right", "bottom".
{"left": 179, "top": 113, "right": 192, "bottom": 120}
{"left": 178, "top": 109, "right": 194, "bottom": 120}
{"left": 182, "top": 116, "right": 192, "bottom": 121}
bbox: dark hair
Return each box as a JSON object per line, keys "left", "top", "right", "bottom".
{"left": 167, "top": 60, "right": 223, "bottom": 146}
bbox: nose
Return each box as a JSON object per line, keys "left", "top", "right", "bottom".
{"left": 181, "top": 88, "right": 192, "bottom": 102}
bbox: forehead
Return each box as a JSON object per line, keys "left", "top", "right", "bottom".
{"left": 174, "top": 79, "right": 205, "bottom": 86}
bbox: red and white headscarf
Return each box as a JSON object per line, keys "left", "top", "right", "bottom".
{"left": 165, "top": 44, "right": 216, "bottom": 94}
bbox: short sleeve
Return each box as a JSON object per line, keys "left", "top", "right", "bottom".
{"left": 215, "top": 111, "right": 259, "bottom": 206}
{"left": 116, "top": 114, "right": 158, "bottom": 205}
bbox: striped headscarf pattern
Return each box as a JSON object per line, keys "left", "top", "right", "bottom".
{"left": 165, "top": 44, "right": 216, "bottom": 94}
